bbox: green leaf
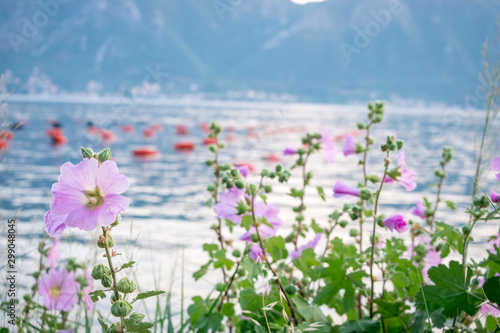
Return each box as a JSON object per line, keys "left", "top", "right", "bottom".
{"left": 213, "top": 249, "right": 234, "bottom": 270}
{"left": 416, "top": 261, "right": 482, "bottom": 317}
{"left": 391, "top": 271, "right": 411, "bottom": 298}
{"left": 311, "top": 219, "right": 323, "bottom": 234}
{"left": 339, "top": 318, "right": 380, "bottom": 333}
{"left": 316, "top": 186, "right": 326, "bottom": 201}
{"left": 97, "top": 316, "right": 109, "bottom": 333}
{"left": 124, "top": 319, "right": 154, "bottom": 333}
{"left": 267, "top": 236, "right": 288, "bottom": 261}
{"left": 203, "top": 243, "right": 219, "bottom": 254}
{"left": 446, "top": 200, "right": 456, "bottom": 210}
{"left": 221, "top": 302, "right": 235, "bottom": 318}
{"left": 429, "top": 309, "right": 445, "bottom": 329}
{"left": 132, "top": 291, "right": 165, "bottom": 303}
{"left": 288, "top": 188, "right": 304, "bottom": 199}
{"left": 259, "top": 194, "right": 268, "bottom": 204}
{"left": 373, "top": 299, "right": 409, "bottom": 318}
{"left": 193, "top": 261, "right": 211, "bottom": 281}
{"left": 483, "top": 276, "right": 500, "bottom": 305}
{"left": 117, "top": 261, "right": 135, "bottom": 272}
{"left": 292, "top": 296, "right": 330, "bottom": 332}
{"left": 432, "top": 222, "right": 463, "bottom": 255}
{"left": 89, "top": 289, "right": 107, "bottom": 302}
{"left": 241, "top": 215, "right": 254, "bottom": 231}
{"left": 187, "top": 296, "right": 206, "bottom": 324}
{"left": 410, "top": 310, "right": 427, "bottom": 333}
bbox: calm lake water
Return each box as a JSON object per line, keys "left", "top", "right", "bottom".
{"left": 0, "top": 98, "right": 497, "bottom": 325}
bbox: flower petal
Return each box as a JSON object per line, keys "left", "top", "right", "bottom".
{"left": 51, "top": 183, "right": 86, "bottom": 216}
{"left": 65, "top": 206, "right": 98, "bottom": 231}
{"left": 97, "top": 160, "right": 130, "bottom": 195}
{"left": 59, "top": 159, "right": 98, "bottom": 191}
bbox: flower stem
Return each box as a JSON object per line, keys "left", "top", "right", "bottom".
{"left": 101, "top": 227, "right": 120, "bottom": 301}
{"left": 369, "top": 152, "right": 390, "bottom": 318}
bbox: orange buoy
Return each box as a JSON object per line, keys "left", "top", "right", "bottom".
{"left": 150, "top": 124, "right": 164, "bottom": 132}
{"left": 133, "top": 146, "right": 160, "bottom": 157}
{"left": 267, "top": 153, "right": 281, "bottom": 163}
{"left": 0, "top": 139, "right": 9, "bottom": 151}
{"left": 225, "top": 134, "right": 237, "bottom": 141}
{"left": 174, "top": 141, "right": 195, "bottom": 151}
{"left": 87, "top": 126, "right": 102, "bottom": 134}
{"left": 143, "top": 128, "right": 155, "bottom": 138}
{"left": 176, "top": 124, "right": 189, "bottom": 135}
{"left": 0, "top": 130, "right": 14, "bottom": 141}
{"left": 101, "top": 129, "right": 116, "bottom": 142}
{"left": 200, "top": 123, "right": 210, "bottom": 133}
{"left": 203, "top": 137, "right": 217, "bottom": 145}
{"left": 46, "top": 128, "right": 67, "bottom": 145}
{"left": 122, "top": 125, "right": 135, "bottom": 133}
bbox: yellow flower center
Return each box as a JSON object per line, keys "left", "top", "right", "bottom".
{"left": 84, "top": 187, "right": 104, "bottom": 210}
{"left": 49, "top": 285, "right": 62, "bottom": 299}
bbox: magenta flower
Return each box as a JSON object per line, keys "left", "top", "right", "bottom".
{"left": 479, "top": 303, "right": 500, "bottom": 317}
{"left": 237, "top": 165, "right": 250, "bottom": 178}
{"left": 45, "top": 158, "right": 130, "bottom": 236}
{"left": 333, "top": 180, "right": 360, "bottom": 199}
{"left": 342, "top": 134, "right": 356, "bottom": 157}
{"left": 290, "top": 233, "right": 321, "bottom": 259}
{"left": 320, "top": 126, "right": 336, "bottom": 163}
{"left": 240, "top": 201, "right": 283, "bottom": 242}
{"left": 422, "top": 250, "right": 442, "bottom": 280}
{"left": 47, "top": 236, "right": 60, "bottom": 270}
{"left": 410, "top": 201, "right": 426, "bottom": 219}
{"left": 382, "top": 214, "right": 410, "bottom": 233}
{"left": 250, "top": 244, "right": 265, "bottom": 262}
{"left": 283, "top": 147, "right": 297, "bottom": 156}
{"left": 81, "top": 270, "right": 94, "bottom": 311}
{"left": 491, "top": 156, "right": 500, "bottom": 181}
{"left": 39, "top": 268, "right": 79, "bottom": 311}
{"left": 488, "top": 235, "right": 500, "bottom": 255}
{"left": 214, "top": 187, "right": 247, "bottom": 224}
{"left": 491, "top": 190, "right": 500, "bottom": 203}
{"left": 395, "top": 151, "right": 417, "bottom": 191}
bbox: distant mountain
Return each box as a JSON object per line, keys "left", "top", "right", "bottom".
{"left": 1, "top": 0, "right": 499, "bottom": 104}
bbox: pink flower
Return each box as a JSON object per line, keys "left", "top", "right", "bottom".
{"left": 283, "top": 147, "right": 297, "bottom": 156}
{"left": 44, "top": 211, "right": 68, "bottom": 237}
{"left": 47, "top": 236, "right": 60, "bottom": 270}
{"left": 410, "top": 201, "right": 426, "bottom": 219}
{"left": 240, "top": 201, "right": 283, "bottom": 242}
{"left": 396, "top": 151, "right": 417, "bottom": 191}
{"left": 214, "top": 187, "right": 247, "bottom": 224}
{"left": 491, "top": 190, "right": 500, "bottom": 203}
{"left": 39, "top": 268, "right": 79, "bottom": 311}
{"left": 422, "top": 250, "right": 442, "bottom": 280}
{"left": 320, "top": 126, "right": 336, "bottom": 163}
{"left": 333, "top": 180, "right": 360, "bottom": 199}
{"left": 237, "top": 165, "right": 250, "bottom": 178}
{"left": 250, "top": 244, "right": 265, "bottom": 262}
{"left": 491, "top": 156, "right": 500, "bottom": 181}
{"left": 290, "top": 234, "right": 321, "bottom": 259}
{"left": 45, "top": 158, "right": 130, "bottom": 236}
{"left": 382, "top": 214, "right": 409, "bottom": 233}
{"left": 342, "top": 134, "right": 356, "bottom": 157}
{"left": 479, "top": 303, "right": 500, "bottom": 317}
{"left": 81, "top": 270, "right": 94, "bottom": 311}
{"left": 488, "top": 235, "right": 500, "bottom": 255}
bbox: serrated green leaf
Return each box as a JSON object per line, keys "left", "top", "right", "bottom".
{"left": 339, "top": 318, "right": 380, "bottom": 333}
{"left": 292, "top": 296, "right": 330, "bottom": 332}
{"left": 97, "top": 316, "right": 109, "bottom": 333}
{"left": 483, "top": 276, "right": 500, "bottom": 305}
{"left": 242, "top": 215, "right": 254, "bottom": 231}
{"left": 311, "top": 219, "right": 324, "bottom": 234}
{"left": 124, "top": 320, "right": 154, "bottom": 333}
{"left": 132, "top": 291, "right": 165, "bottom": 303}
{"left": 89, "top": 290, "right": 107, "bottom": 302}
{"left": 203, "top": 243, "right": 219, "bottom": 254}
{"left": 267, "top": 236, "right": 288, "bottom": 261}
{"left": 373, "top": 299, "right": 409, "bottom": 318}
{"left": 117, "top": 261, "right": 135, "bottom": 272}
{"left": 193, "top": 261, "right": 211, "bottom": 281}
{"left": 221, "top": 302, "right": 235, "bottom": 318}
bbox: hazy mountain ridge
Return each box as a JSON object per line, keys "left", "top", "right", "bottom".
{"left": 1, "top": 0, "right": 499, "bottom": 103}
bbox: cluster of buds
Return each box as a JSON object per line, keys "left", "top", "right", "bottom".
{"left": 261, "top": 165, "right": 291, "bottom": 184}
{"left": 381, "top": 135, "right": 403, "bottom": 153}
{"left": 81, "top": 147, "right": 112, "bottom": 163}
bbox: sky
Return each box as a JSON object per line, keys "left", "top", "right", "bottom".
{"left": 290, "top": 0, "right": 326, "bottom": 4}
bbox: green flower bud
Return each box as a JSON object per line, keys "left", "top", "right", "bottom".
{"left": 207, "top": 185, "right": 215, "bottom": 192}
{"left": 434, "top": 169, "right": 446, "bottom": 178}
{"left": 237, "top": 268, "right": 246, "bottom": 277}
{"left": 368, "top": 137, "right": 375, "bottom": 145}
{"left": 97, "top": 148, "right": 112, "bottom": 163}
{"left": 226, "top": 181, "right": 234, "bottom": 189}
{"left": 205, "top": 160, "right": 215, "bottom": 166}
{"left": 208, "top": 145, "right": 217, "bottom": 153}
{"left": 275, "top": 165, "right": 282, "bottom": 172}
{"left": 81, "top": 147, "right": 95, "bottom": 159}
{"left": 367, "top": 174, "right": 380, "bottom": 183}
{"left": 250, "top": 233, "right": 259, "bottom": 242}
{"left": 218, "top": 142, "right": 226, "bottom": 149}
{"left": 462, "top": 225, "right": 471, "bottom": 235}
{"left": 261, "top": 169, "right": 269, "bottom": 176}
{"left": 110, "top": 214, "right": 121, "bottom": 228}
{"left": 396, "top": 140, "right": 404, "bottom": 150}
{"left": 301, "top": 277, "right": 310, "bottom": 285}
{"left": 101, "top": 274, "right": 113, "bottom": 288}
{"left": 360, "top": 189, "right": 371, "bottom": 201}
{"left": 268, "top": 172, "right": 276, "bottom": 179}
{"left": 97, "top": 234, "right": 115, "bottom": 249}
{"left": 372, "top": 114, "right": 384, "bottom": 123}
{"left": 215, "top": 283, "right": 226, "bottom": 292}
{"left": 285, "top": 285, "right": 296, "bottom": 295}
{"left": 297, "top": 148, "right": 306, "bottom": 155}
{"left": 339, "top": 220, "right": 348, "bottom": 228}
{"left": 129, "top": 312, "right": 145, "bottom": 323}
{"left": 349, "top": 228, "right": 359, "bottom": 237}
{"left": 110, "top": 293, "right": 121, "bottom": 303}
{"left": 230, "top": 169, "right": 239, "bottom": 177}
{"left": 356, "top": 122, "right": 366, "bottom": 130}
{"left": 232, "top": 249, "right": 241, "bottom": 257}
{"left": 111, "top": 300, "right": 132, "bottom": 318}
{"left": 117, "top": 277, "right": 136, "bottom": 294}
{"left": 107, "top": 323, "right": 119, "bottom": 333}
{"left": 381, "top": 143, "right": 389, "bottom": 152}
{"left": 249, "top": 184, "right": 257, "bottom": 196}
{"left": 91, "top": 264, "right": 109, "bottom": 280}
{"left": 442, "top": 147, "right": 453, "bottom": 162}
{"left": 235, "top": 180, "right": 245, "bottom": 189}
{"left": 264, "top": 185, "right": 272, "bottom": 193}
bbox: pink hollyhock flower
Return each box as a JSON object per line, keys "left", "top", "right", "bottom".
{"left": 81, "top": 270, "right": 94, "bottom": 311}
{"left": 214, "top": 187, "right": 247, "bottom": 224}
{"left": 410, "top": 201, "right": 426, "bottom": 219}
{"left": 479, "top": 303, "right": 500, "bottom": 317}
{"left": 283, "top": 147, "right": 297, "bottom": 156}
{"left": 237, "top": 165, "right": 250, "bottom": 178}
{"left": 383, "top": 214, "right": 410, "bottom": 233}
{"left": 45, "top": 158, "right": 129, "bottom": 236}
{"left": 385, "top": 152, "right": 417, "bottom": 191}
{"left": 44, "top": 211, "right": 68, "bottom": 237}
{"left": 320, "top": 126, "right": 336, "bottom": 163}
{"left": 240, "top": 201, "right": 283, "bottom": 242}
{"left": 491, "top": 190, "right": 500, "bottom": 203}
{"left": 491, "top": 156, "right": 500, "bottom": 181}
{"left": 47, "top": 236, "right": 60, "bottom": 270}
{"left": 250, "top": 244, "right": 265, "bottom": 262}
{"left": 407, "top": 235, "right": 432, "bottom": 260}
{"left": 488, "top": 235, "right": 500, "bottom": 255}
{"left": 290, "top": 233, "right": 321, "bottom": 259}
{"left": 333, "top": 180, "right": 360, "bottom": 199}
{"left": 422, "top": 250, "right": 442, "bottom": 280}
{"left": 342, "top": 134, "right": 356, "bottom": 157}
{"left": 39, "top": 268, "right": 79, "bottom": 311}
